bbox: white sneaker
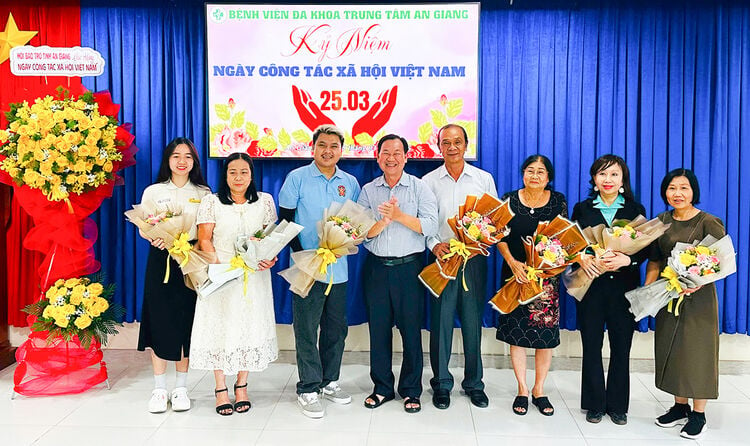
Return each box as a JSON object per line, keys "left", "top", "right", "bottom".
{"left": 321, "top": 381, "right": 352, "bottom": 404}
{"left": 148, "top": 389, "right": 169, "bottom": 413}
{"left": 170, "top": 387, "right": 191, "bottom": 412}
{"left": 297, "top": 392, "right": 325, "bottom": 418}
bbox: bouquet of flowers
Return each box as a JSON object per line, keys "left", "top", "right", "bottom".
{"left": 563, "top": 215, "right": 671, "bottom": 301}
{"left": 198, "top": 220, "right": 304, "bottom": 298}
{"left": 124, "top": 201, "right": 214, "bottom": 289}
{"left": 418, "top": 194, "right": 514, "bottom": 297}
{"left": 490, "top": 215, "right": 588, "bottom": 314}
{"left": 0, "top": 89, "right": 127, "bottom": 208}
{"left": 279, "top": 200, "right": 376, "bottom": 297}
{"left": 625, "top": 234, "right": 736, "bottom": 320}
{"left": 22, "top": 276, "right": 124, "bottom": 349}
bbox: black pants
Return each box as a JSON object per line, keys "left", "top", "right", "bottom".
{"left": 576, "top": 277, "right": 636, "bottom": 414}
{"left": 429, "top": 255, "right": 488, "bottom": 392}
{"left": 364, "top": 254, "right": 424, "bottom": 399}
{"left": 293, "top": 281, "right": 348, "bottom": 395}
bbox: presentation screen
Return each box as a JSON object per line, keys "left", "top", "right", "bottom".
{"left": 205, "top": 3, "right": 480, "bottom": 159}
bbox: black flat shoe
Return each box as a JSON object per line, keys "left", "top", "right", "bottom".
{"left": 532, "top": 395, "right": 554, "bottom": 416}
{"left": 364, "top": 392, "right": 394, "bottom": 409}
{"left": 215, "top": 388, "right": 233, "bottom": 416}
{"left": 609, "top": 412, "right": 627, "bottom": 425}
{"left": 468, "top": 389, "right": 489, "bottom": 408}
{"left": 233, "top": 383, "right": 251, "bottom": 413}
{"left": 404, "top": 397, "right": 421, "bottom": 413}
{"left": 432, "top": 389, "right": 450, "bottom": 409}
{"left": 586, "top": 410, "right": 604, "bottom": 423}
{"left": 512, "top": 395, "right": 529, "bottom": 415}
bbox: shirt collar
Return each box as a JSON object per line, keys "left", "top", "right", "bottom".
{"left": 308, "top": 161, "right": 341, "bottom": 180}
{"left": 375, "top": 172, "right": 410, "bottom": 188}
{"left": 593, "top": 194, "right": 625, "bottom": 209}
{"left": 438, "top": 162, "right": 472, "bottom": 180}
{"left": 165, "top": 180, "right": 193, "bottom": 190}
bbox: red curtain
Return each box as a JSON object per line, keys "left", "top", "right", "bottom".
{"left": 0, "top": 1, "right": 82, "bottom": 326}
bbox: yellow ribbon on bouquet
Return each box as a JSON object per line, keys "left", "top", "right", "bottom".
{"left": 229, "top": 255, "right": 255, "bottom": 296}
{"left": 526, "top": 266, "right": 543, "bottom": 286}
{"left": 441, "top": 239, "right": 472, "bottom": 291}
{"left": 316, "top": 247, "right": 338, "bottom": 296}
{"left": 164, "top": 232, "right": 191, "bottom": 283}
{"left": 661, "top": 266, "right": 685, "bottom": 316}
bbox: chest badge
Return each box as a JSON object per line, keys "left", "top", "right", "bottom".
{"left": 189, "top": 198, "right": 201, "bottom": 203}
{"left": 337, "top": 185, "right": 346, "bottom": 197}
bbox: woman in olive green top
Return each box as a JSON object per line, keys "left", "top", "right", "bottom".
{"left": 645, "top": 169, "right": 725, "bottom": 441}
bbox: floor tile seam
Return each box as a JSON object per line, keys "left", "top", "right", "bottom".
{"left": 24, "top": 424, "right": 55, "bottom": 446}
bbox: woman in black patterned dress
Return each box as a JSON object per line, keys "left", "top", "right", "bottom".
{"left": 496, "top": 155, "right": 567, "bottom": 417}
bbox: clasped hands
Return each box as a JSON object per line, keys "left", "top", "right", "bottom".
{"left": 579, "top": 251, "right": 631, "bottom": 279}
{"left": 378, "top": 196, "right": 402, "bottom": 226}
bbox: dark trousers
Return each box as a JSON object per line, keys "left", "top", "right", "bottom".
{"left": 429, "top": 255, "right": 488, "bottom": 392}
{"left": 293, "top": 281, "right": 348, "bottom": 395}
{"left": 576, "top": 278, "right": 636, "bottom": 414}
{"left": 363, "top": 254, "right": 424, "bottom": 399}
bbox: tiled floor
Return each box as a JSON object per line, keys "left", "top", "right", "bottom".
{"left": 1, "top": 350, "right": 749, "bottom": 445}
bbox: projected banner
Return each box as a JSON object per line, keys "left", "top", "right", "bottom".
{"left": 205, "top": 3, "right": 480, "bottom": 159}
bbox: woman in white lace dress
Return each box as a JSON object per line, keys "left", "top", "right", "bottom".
{"left": 192, "top": 153, "right": 279, "bottom": 415}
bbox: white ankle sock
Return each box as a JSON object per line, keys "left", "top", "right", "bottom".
{"left": 154, "top": 373, "right": 167, "bottom": 390}
{"left": 175, "top": 371, "right": 188, "bottom": 388}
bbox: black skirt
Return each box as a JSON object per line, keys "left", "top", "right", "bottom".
{"left": 137, "top": 246, "right": 197, "bottom": 361}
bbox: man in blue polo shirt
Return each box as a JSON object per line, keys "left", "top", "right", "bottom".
{"left": 278, "top": 124, "right": 361, "bottom": 419}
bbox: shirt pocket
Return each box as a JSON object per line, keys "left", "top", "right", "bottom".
{"left": 399, "top": 193, "right": 418, "bottom": 217}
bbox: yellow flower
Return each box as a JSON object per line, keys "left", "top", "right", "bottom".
{"left": 0, "top": 130, "right": 9, "bottom": 141}
{"left": 467, "top": 225, "right": 481, "bottom": 240}
{"left": 45, "top": 287, "right": 59, "bottom": 301}
{"left": 543, "top": 250, "right": 558, "bottom": 264}
{"left": 85, "top": 135, "right": 99, "bottom": 147}
{"left": 42, "top": 305, "right": 53, "bottom": 319}
{"left": 16, "top": 125, "right": 30, "bottom": 136}
{"left": 679, "top": 252, "right": 697, "bottom": 267}
{"left": 74, "top": 314, "right": 92, "bottom": 329}
{"left": 103, "top": 161, "right": 113, "bottom": 172}
{"left": 64, "top": 278, "right": 80, "bottom": 288}
{"left": 62, "top": 131, "right": 80, "bottom": 146}
{"left": 70, "top": 285, "right": 87, "bottom": 305}
{"left": 93, "top": 116, "right": 109, "bottom": 129}
{"left": 612, "top": 228, "right": 623, "bottom": 237}
{"left": 88, "top": 128, "right": 102, "bottom": 140}
{"left": 61, "top": 304, "right": 76, "bottom": 316}
{"left": 88, "top": 283, "right": 104, "bottom": 296}
{"left": 94, "top": 297, "right": 109, "bottom": 313}
{"left": 54, "top": 316, "right": 69, "bottom": 328}
{"left": 695, "top": 246, "right": 711, "bottom": 256}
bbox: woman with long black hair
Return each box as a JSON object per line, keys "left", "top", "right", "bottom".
{"left": 137, "top": 137, "right": 210, "bottom": 413}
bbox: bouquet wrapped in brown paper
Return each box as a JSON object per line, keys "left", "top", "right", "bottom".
{"left": 278, "top": 200, "right": 376, "bottom": 297}
{"left": 490, "top": 215, "right": 588, "bottom": 314}
{"left": 562, "top": 215, "right": 671, "bottom": 301}
{"left": 418, "top": 194, "right": 514, "bottom": 298}
{"left": 125, "top": 202, "right": 216, "bottom": 290}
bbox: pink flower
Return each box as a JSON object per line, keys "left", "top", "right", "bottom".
{"left": 688, "top": 266, "right": 701, "bottom": 276}
{"left": 215, "top": 128, "right": 253, "bottom": 156}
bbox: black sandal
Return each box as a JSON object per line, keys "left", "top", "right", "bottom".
{"left": 363, "top": 392, "right": 394, "bottom": 409}
{"left": 215, "top": 388, "right": 233, "bottom": 416}
{"left": 532, "top": 395, "right": 554, "bottom": 416}
{"left": 233, "top": 383, "right": 251, "bottom": 413}
{"left": 512, "top": 395, "right": 529, "bottom": 415}
{"left": 404, "top": 397, "right": 421, "bottom": 413}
